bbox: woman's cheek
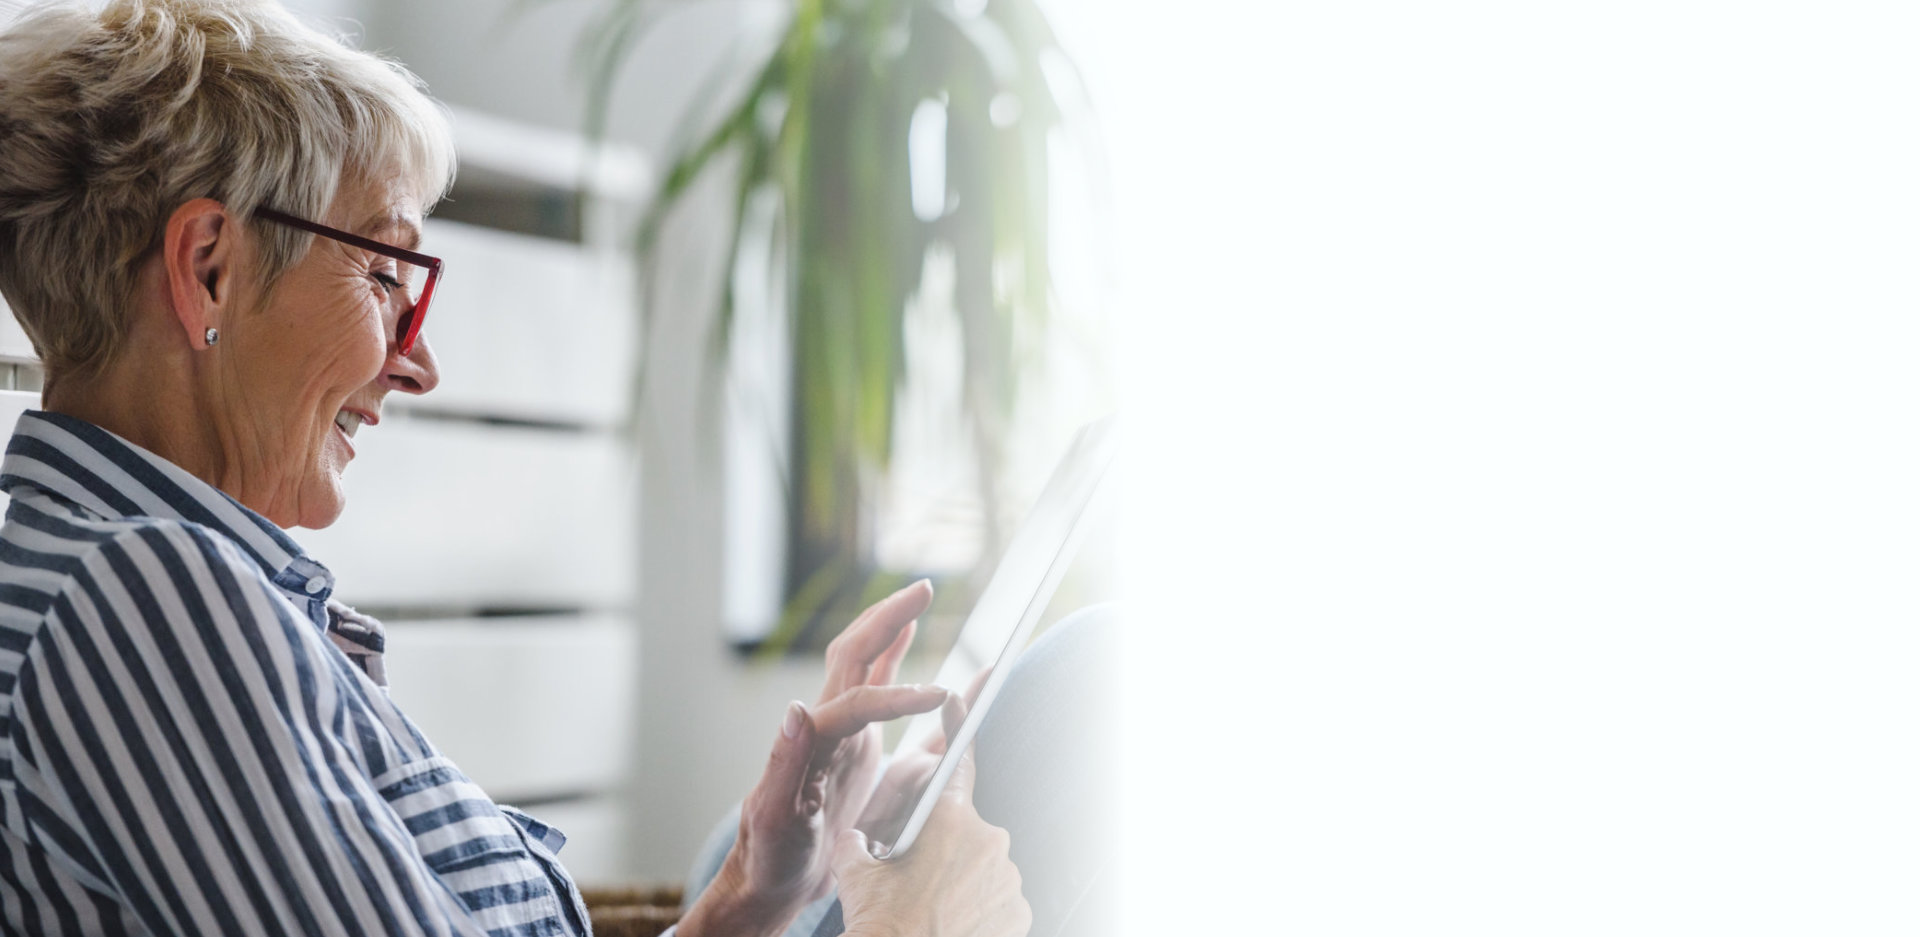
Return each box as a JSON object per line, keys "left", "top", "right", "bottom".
{"left": 304, "top": 317, "right": 384, "bottom": 399}
{"left": 351, "top": 303, "right": 391, "bottom": 381}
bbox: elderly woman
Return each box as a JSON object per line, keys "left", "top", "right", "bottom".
{"left": 0, "top": 1, "right": 1034, "bottom": 935}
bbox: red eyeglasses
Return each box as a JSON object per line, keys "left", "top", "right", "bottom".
{"left": 253, "top": 206, "right": 443, "bottom": 357}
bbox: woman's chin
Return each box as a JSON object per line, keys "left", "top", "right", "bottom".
{"left": 292, "top": 430, "right": 356, "bottom": 529}
{"left": 286, "top": 461, "right": 351, "bottom": 531}
{"left": 298, "top": 493, "right": 348, "bottom": 530}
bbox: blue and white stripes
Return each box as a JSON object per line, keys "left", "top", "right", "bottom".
{"left": 0, "top": 411, "right": 590, "bottom": 936}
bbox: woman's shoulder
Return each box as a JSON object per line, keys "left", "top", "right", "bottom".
{"left": 0, "top": 488, "right": 306, "bottom": 654}
{"left": 3, "top": 483, "right": 264, "bottom": 576}
{"left": 0, "top": 491, "right": 421, "bottom": 763}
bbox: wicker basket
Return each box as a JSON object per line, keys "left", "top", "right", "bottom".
{"left": 580, "top": 885, "right": 685, "bottom": 937}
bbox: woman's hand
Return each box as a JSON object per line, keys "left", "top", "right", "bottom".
{"left": 678, "top": 581, "right": 946, "bottom": 937}
{"left": 832, "top": 703, "right": 1032, "bottom": 937}
{"left": 805, "top": 580, "right": 938, "bottom": 865}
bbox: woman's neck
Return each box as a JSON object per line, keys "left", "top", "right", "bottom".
{"left": 43, "top": 344, "right": 267, "bottom": 517}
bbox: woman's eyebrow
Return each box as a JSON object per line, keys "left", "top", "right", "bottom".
{"left": 353, "top": 210, "right": 424, "bottom": 251}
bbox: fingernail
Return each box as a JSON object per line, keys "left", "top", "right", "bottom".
{"left": 782, "top": 701, "right": 804, "bottom": 739}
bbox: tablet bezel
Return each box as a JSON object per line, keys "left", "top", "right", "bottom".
{"left": 868, "top": 416, "right": 1117, "bottom": 860}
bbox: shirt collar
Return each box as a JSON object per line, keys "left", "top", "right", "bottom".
{"left": 0, "top": 410, "right": 335, "bottom": 599}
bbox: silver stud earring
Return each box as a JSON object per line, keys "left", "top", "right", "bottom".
{"left": 204, "top": 328, "right": 219, "bottom": 347}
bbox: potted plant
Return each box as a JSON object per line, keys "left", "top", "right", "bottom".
{"left": 562, "top": 0, "right": 1097, "bottom": 653}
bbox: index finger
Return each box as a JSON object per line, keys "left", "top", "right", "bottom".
{"left": 809, "top": 683, "right": 949, "bottom": 746}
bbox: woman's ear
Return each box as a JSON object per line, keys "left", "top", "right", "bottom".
{"left": 161, "top": 198, "right": 235, "bottom": 350}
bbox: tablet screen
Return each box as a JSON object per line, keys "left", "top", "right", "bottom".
{"left": 860, "top": 417, "right": 1117, "bottom": 859}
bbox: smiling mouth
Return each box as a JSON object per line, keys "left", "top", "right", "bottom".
{"left": 332, "top": 408, "right": 377, "bottom": 460}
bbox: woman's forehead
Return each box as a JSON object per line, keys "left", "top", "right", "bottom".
{"left": 326, "top": 177, "right": 425, "bottom": 250}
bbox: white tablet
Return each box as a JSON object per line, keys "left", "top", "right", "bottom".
{"left": 863, "top": 416, "right": 1118, "bottom": 859}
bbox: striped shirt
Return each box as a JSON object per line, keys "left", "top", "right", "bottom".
{"left": 0, "top": 411, "right": 592, "bottom": 936}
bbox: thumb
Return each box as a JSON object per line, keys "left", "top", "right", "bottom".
{"left": 925, "top": 690, "right": 967, "bottom": 756}
{"left": 944, "top": 734, "right": 978, "bottom": 801}
{"left": 936, "top": 689, "right": 980, "bottom": 799}
{"left": 756, "top": 701, "right": 817, "bottom": 812}
{"left": 830, "top": 827, "right": 882, "bottom": 878}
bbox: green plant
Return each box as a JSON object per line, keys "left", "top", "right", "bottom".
{"left": 560, "top": 0, "right": 1092, "bottom": 652}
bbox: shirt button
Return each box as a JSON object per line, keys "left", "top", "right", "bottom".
{"left": 304, "top": 576, "right": 327, "bottom": 595}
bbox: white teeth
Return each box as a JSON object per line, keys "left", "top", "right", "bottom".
{"left": 333, "top": 411, "right": 363, "bottom": 438}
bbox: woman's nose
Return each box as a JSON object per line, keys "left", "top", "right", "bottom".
{"left": 380, "top": 333, "right": 440, "bottom": 395}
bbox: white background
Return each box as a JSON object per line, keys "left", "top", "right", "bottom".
{"left": 1073, "top": 1, "right": 1920, "bottom": 933}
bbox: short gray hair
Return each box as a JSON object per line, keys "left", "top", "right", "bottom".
{"left": 0, "top": 0, "right": 456, "bottom": 379}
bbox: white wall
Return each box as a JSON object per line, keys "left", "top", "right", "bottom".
{"left": 357, "top": 0, "right": 780, "bottom": 157}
